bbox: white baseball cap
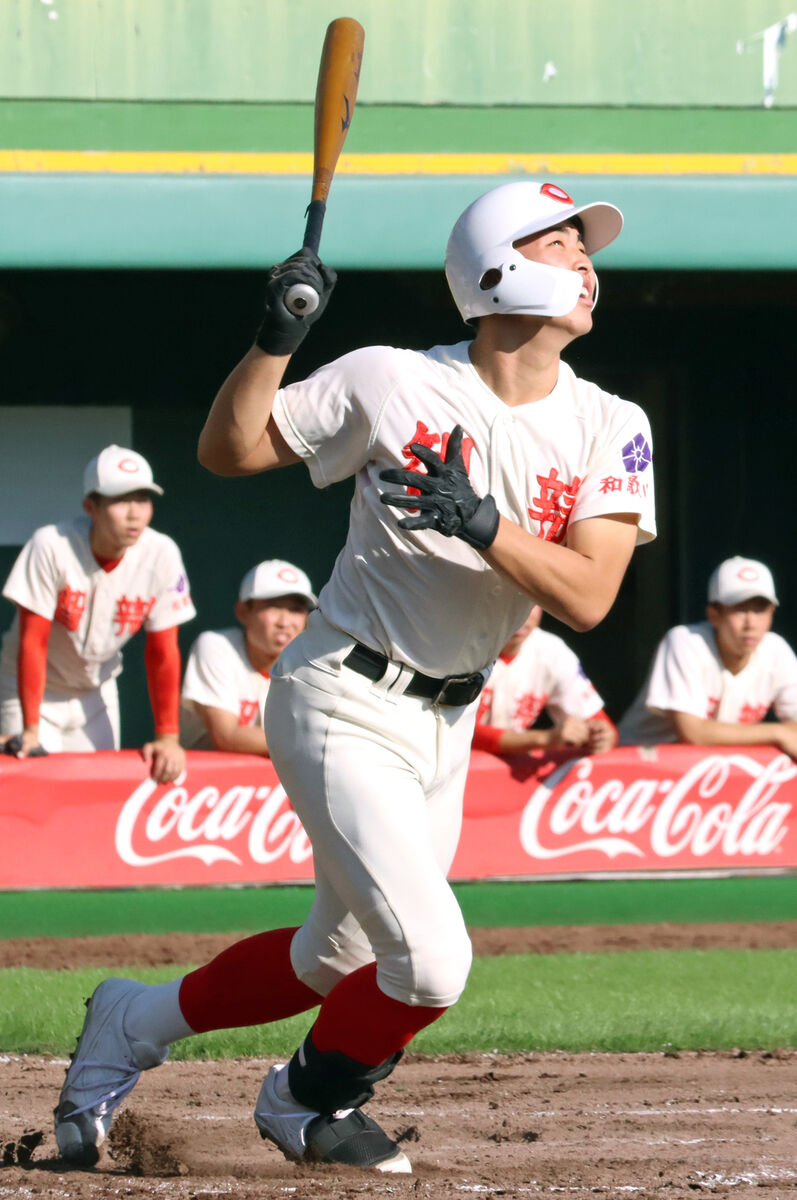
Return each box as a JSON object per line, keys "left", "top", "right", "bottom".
{"left": 83, "top": 445, "right": 164, "bottom": 498}
{"left": 707, "top": 556, "right": 779, "bottom": 607}
{"left": 238, "top": 560, "right": 317, "bottom": 607}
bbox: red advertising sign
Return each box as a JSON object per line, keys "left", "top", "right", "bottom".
{"left": 0, "top": 745, "right": 794, "bottom": 890}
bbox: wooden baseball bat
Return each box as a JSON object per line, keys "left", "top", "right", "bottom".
{"left": 285, "top": 17, "right": 365, "bottom": 315}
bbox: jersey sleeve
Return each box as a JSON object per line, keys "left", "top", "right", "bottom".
{"left": 771, "top": 637, "right": 797, "bottom": 720}
{"left": 543, "top": 638, "right": 605, "bottom": 722}
{"left": 2, "top": 527, "right": 60, "bottom": 619}
{"left": 272, "top": 346, "right": 400, "bottom": 488}
{"left": 570, "top": 400, "right": 656, "bottom": 544}
{"left": 181, "top": 632, "right": 241, "bottom": 717}
{"left": 643, "top": 626, "right": 709, "bottom": 719}
{"left": 145, "top": 539, "right": 196, "bottom": 632}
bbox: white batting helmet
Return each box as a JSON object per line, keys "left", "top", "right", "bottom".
{"left": 445, "top": 180, "right": 624, "bottom": 323}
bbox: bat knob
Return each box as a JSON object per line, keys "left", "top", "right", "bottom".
{"left": 285, "top": 283, "right": 320, "bottom": 316}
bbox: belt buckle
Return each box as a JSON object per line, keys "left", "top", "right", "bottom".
{"left": 432, "top": 672, "right": 483, "bottom": 707}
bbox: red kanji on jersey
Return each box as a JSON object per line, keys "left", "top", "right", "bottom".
{"left": 599, "top": 476, "right": 623, "bottom": 494}
{"left": 402, "top": 422, "right": 474, "bottom": 474}
{"left": 706, "top": 697, "right": 720, "bottom": 719}
{"left": 114, "top": 595, "right": 156, "bottom": 635}
{"left": 54, "top": 586, "right": 87, "bottom": 631}
{"left": 514, "top": 691, "right": 547, "bottom": 728}
{"left": 529, "top": 469, "right": 582, "bottom": 543}
{"left": 738, "top": 702, "right": 769, "bottom": 724}
{"left": 239, "top": 699, "right": 259, "bottom": 727}
{"left": 401, "top": 422, "right": 475, "bottom": 503}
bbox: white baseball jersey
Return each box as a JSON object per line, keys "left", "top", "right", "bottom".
{"left": 0, "top": 514, "right": 195, "bottom": 692}
{"left": 618, "top": 620, "right": 797, "bottom": 745}
{"left": 181, "top": 626, "right": 270, "bottom": 749}
{"left": 478, "top": 627, "right": 604, "bottom": 730}
{"left": 273, "top": 342, "right": 656, "bottom": 676}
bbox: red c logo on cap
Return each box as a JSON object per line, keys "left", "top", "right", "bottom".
{"left": 277, "top": 568, "right": 299, "bottom": 583}
{"left": 541, "top": 183, "right": 574, "bottom": 205}
{"left": 117, "top": 458, "right": 140, "bottom": 474}
{"left": 738, "top": 567, "right": 759, "bottom": 581}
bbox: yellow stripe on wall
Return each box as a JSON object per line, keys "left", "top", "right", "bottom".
{"left": 1, "top": 150, "right": 796, "bottom": 176}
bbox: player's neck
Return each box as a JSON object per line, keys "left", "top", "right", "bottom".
{"left": 245, "top": 638, "right": 278, "bottom": 675}
{"left": 89, "top": 526, "right": 128, "bottom": 563}
{"left": 713, "top": 633, "right": 752, "bottom": 676}
{"left": 469, "top": 321, "right": 570, "bottom": 406}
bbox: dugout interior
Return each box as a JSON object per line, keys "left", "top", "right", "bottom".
{"left": 0, "top": 265, "right": 794, "bottom": 748}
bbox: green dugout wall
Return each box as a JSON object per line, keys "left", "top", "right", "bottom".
{"left": 2, "top": 0, "right": 797, "bottom": 267}
{"left": 1, "top": 0, "right": 796, "bottom": 745}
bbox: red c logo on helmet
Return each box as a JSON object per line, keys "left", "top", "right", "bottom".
{"left": 541, "top": 183, "right": 574, "bottom": 205}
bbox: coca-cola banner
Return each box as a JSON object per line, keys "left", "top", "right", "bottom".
{"left": 0, "top": 745, "right": 794, "bottom": 890}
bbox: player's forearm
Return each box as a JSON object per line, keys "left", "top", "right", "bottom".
{"left": 502, "top": 728, "right": 556, "bottom": 751}
{"left": 672, "top": 711, "right": 788, "bottom": 748}
{"left": 145, "top": 628, "right": 181, "bottom": 736}
{"left": 482, "top": 518, "right": 629, "bottom": 632}
{"left": 17, "top": 608, "right": 51, "bottom": 729}
{"left": 473, "top": 722, "right": 556, "bottom": 755}
{"left": 198, "top": 348, "right": 290, "bottom": 475}
{"left": 208, "top": 722, "right": 270, "bottom": 756}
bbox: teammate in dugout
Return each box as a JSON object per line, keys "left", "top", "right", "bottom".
{"left": 618, "top": 556, "right": 797, "bottom": 756}
{"left": 474, "top": 604, "right": 617, "bottom": 755}
{"left": 54, "top": 180, "right": 656, "bottom": 1173}
{"left": 0, "top": 445, "right": 195, "bottom": 782}
{"left": 180, "top": 559, "right": 316, "bottom": 754}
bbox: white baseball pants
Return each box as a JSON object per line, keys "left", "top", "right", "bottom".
{"left": 0, "top": 674, "right": 120, "bottom": 752}
{"left": 264, "top": 610, "right": 476, "bottom": 1008}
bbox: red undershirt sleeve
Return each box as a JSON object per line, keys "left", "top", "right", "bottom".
{"left": 471, "top": 723, "right": 506, "bottom": 754}
{"left": 144, "top": 626, "right": 181, "bottom": 737}
{"left": 17, "top": 606, "right": 51, "bottom": 728}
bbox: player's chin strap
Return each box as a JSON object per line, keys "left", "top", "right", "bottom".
{"left": 379, "top": 424, "right": 500, "bottom": 551}
{"left": 288, "top": 1030, "right": 403, "bottom": 1114}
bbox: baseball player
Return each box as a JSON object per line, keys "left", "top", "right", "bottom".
{"left": 473, "top": 605, "right": 617, "bottom": 755}
{"left": 619, "top": 556, "right": 797, "bottom": 755}
{"left": 54, "top": 180, "right": 656, "bottom": 1173}
{"left": 180, "top": 559, "right": 316, "bottom": 753}
{"left": 0, "top": 445, "right": 195, "bottom": 782}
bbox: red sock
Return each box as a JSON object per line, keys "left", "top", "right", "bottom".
{"left": 178, "top": 927, "right": 321, "bottom": 1033}
{"left": 312, "top": 962, "right": 446, "bottom": 1065}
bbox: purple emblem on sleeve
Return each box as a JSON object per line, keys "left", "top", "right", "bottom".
{"left": 621, "top": 434, "right": 652, "bottom": 474}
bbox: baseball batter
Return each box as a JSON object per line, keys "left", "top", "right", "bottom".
{"left": 180, "top": 559, "right": 316, "bottom": 753}
{"left": 55, "top": 180, "right": 656, "bottom": 1173}
{"left": 619, "top": 556, "right": 797, "bottom": 754}
{"left": 0, "top": 445, "right": 195, "bottom": 781}
{"left": 473, "top": 605, "right": 617, "bottom": 755}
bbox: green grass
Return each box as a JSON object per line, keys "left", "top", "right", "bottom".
{"left": 5, "top": 948, "right": 797, "bottom": 1058}
{"left": 4, "top": 876, "right": 797, "bottom": 938}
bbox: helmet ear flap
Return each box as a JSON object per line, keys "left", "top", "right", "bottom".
{"left": 479, "top": 267, "right": 503, "bottom": 292}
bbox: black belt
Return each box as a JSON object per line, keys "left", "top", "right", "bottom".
{"left": 343, "top": 642, "right": 484, "bottom": 707}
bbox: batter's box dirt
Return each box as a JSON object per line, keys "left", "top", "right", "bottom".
{"left": 2, "top": 1051, "right": 797, "bottom": 1197}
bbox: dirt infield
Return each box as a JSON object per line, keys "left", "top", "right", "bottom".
{"left": 3, "top": 1049, "right": 797, "bottom": 1197}
{"left": 3, "top": 919, "right": 797, "bottom": 969}
{"left": 3, "top": 924, "right": 797, "bottom": 1196}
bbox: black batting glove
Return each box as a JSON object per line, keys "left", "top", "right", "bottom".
{"left": 254, "top": 248, "right": 337, "bottom": 356}
{"left": 379, "top": 424, "right": 500, "bottom": 550}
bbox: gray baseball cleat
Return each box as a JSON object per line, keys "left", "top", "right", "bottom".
{"left": 254, "top": 1063, "right": 411, "bottom": 1173}
{"left": 54, "top": 977, "right": 169, "bottom": 1165}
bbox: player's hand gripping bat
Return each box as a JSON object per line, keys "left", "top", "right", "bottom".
{"left": 284, "top": 17, "right": 365, "bottom": 317}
